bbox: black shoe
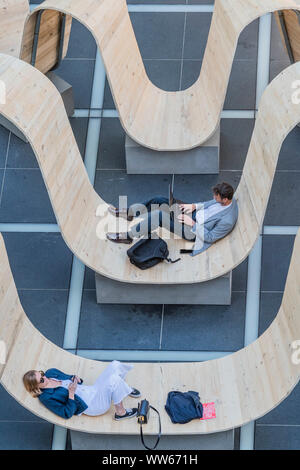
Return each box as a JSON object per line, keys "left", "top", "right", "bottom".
{"left": 106, "top": 232, "right": 133, "bottom": 244}
{"left": 114, "top": 408, "right": 138, "bottom": 421}
{"left": 129, "top": 388, "right": 141, "bottom": 398}
{"left": 108, "top": 205, "right": 134, "bottom": 222}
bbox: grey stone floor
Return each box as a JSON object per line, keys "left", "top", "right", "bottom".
{"left": 0, "top": 0, "right": 299, "bottom": 450}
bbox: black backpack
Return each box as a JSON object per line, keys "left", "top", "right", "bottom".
{"left": 127, "top": 237, "right": 181, "bottom": 270}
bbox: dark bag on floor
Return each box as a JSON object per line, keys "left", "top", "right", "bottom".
{"left": 127, "top": 237, "right": 180, "bottom": 270}
{"left": 165, "top": 391, "right": 203, "bottom": 424}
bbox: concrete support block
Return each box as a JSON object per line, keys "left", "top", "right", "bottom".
{"left": 0, "top": 114, "right": 28, "bottom": 142}
{"left": 46, "top": 71, "right": 74, "bottom": 117}
{"left": 125, "top": 125, "right": 220, "bottom": 174}
{"left": 95, "top": 271, "right": 232, "bottom": 305}
{"left": 71, "top": 429, "right": 234, "bottom": 450}
{"left": 0, "top": 72, "right": 74, "bottom": 142}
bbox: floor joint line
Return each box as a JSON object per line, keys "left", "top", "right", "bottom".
{"left": 179, "top": 12, "right": 187, "bottom": 91}
{"left": 127, "top": 5, "right": 214, "bottom": 13}
{"left": 159, "top": 305, "right": 165, "bottom": 350}
{"left": 52, "top": 49, "right": 106, "bottom": 452}
{"left": 77, "top": 349, "right": 232, "bottom": 362}
{"left": 0, "top": 132, "right": 11, "bottom": 209}
{"left": 240, "top": 12, "right": 271, "bottom": 451}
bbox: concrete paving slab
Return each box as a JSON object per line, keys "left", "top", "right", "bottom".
{"left": 162, "top": 292, "right": 246, "bottom": 351}
{"left": 71, "top": 429, "right": 235, "bottom": 450}
{"left": 95, "top": 270, "right": 231, "bottom": 305}
{"left": 78, "top": 290, "right": 163, "bottom": 350}
{"left": 125, "top": 126, "right": 219, "bottom": 174}
{"left": 2, "top": 232, "right": 73, "bottom": 289}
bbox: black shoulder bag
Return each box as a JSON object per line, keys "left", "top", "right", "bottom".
{"left": 137, "top": 399, "right": 162, "bottom": 450}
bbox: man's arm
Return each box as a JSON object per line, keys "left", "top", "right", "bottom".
{"left": 179, "top": 203, "right": 196, "bottom": 214}
{"left": 194, "top": 199, "right": 216, "bottom": 211}
{"left": 180, "top": 199, "right": 214, "bottom": 214}
{"left": 194, "top": 219, "right": 234, "bottom": 244}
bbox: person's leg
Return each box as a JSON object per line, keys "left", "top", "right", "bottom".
{"left": 129, "top": 196, "right": 169, "bottom": 218}
{"left": 128, "top": 208, "right": 195, "bottom": 241}
{"left": 128, "top": 209, "right": 167, "bottom": 239}
{"left": 107, "top": 202, "right": 196, "bottom": 243}
{"left": 112, "top": 376, "right": 138, "bottom": 420}
{"left": 83, "top": 362, "right": 137, "bottom": 417}
{"left": 182, "top": 225, "right": 196, "bottom": 242}
{"left": 141, "top": 196, "right": 169, "bottom": 211}
{"left": 109, "top": 196, "right": 170, "bottom": 222}
{"left": 111, "top": 375, "right": 133, "bottom": 406}
{"left": 114, "top": 401, "right": 126, "bottom": 416}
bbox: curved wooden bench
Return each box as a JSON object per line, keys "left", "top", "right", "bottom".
{"left": 0, "top": 1, "right": 72, "bottom": 141}
{"left": 20, "top": 0, "right": 300, "bottom": 151}
{"left": 0, "top": 54, "right": 300, "bottom": 286}
{"left": 0, "top": 0, "right": 28, "bottom": 58}
{"left": 0, "top": 229, "right": 299, "bottom": 434}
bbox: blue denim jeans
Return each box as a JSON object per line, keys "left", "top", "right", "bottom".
{"left": 128, "top": 196, "right": 196, "bottom": 241}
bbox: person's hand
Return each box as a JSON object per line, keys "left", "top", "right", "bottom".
{"left": 177, "top": 213, "right": 195, "bottom": 227}
{"left": 71, "top": 375, "right": 81, "bottom": 384}
{"left": 179, "top": 203, "right": 195, "bottom": 214}
{"left": 68, "top": 380, "right": 77, "bottom": 399}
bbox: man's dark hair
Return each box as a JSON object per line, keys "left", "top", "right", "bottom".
{"left": 212, "top": 182, "right": 234, "bottom": 200}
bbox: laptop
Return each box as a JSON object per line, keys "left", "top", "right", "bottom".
{"left": 169, "top": 175, "right": 195, "bottom": 254}
{"left": 168, "top": 174, "right": 175, "bottom": 208}
{"left": 169, "top": 175, "right": 184, "bottom": 220}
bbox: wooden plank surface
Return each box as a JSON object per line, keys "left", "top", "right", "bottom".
{"left": 21, "top": 8, "right": 72, "bottom": 72}
{"left": 20, "top": 0, "right": 300, "bottom": 151}
{"left": 275, "top": 9, "right": 300, "bottom": 62}
{"left": 0, "top": 0, "right": 29, "bottom": 57}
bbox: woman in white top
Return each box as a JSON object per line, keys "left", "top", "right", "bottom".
{"left": 23, "top": 360, "right": 141, "bottom": 421}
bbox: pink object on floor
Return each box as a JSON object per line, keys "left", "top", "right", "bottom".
{"left": 200, "top": 402, "right": 216, "bottom": 420}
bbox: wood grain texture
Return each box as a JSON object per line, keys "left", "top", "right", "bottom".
{"left": 0, "top": 229, "right": 299, "bottom": 434}
{"left": 275, "top": 9, "right": 300, "bottom": 61}
{"left": 21, "top": 8, "right": 72, "bottom": 73}
{"left": 0, "top": 1, "right": 71, "bottom": 69}
{"left": 20, "top": 0, "right": 300, "bottom": 151}
{"left": 1, "top": 54, "right": 300, "bottom": 285}
{"left": 0, "top": 0, "right": 29, "bottom": 57}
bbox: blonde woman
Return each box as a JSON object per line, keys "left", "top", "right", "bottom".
{"left": 23, "top": 360, "right": 141, "bottom": 421}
